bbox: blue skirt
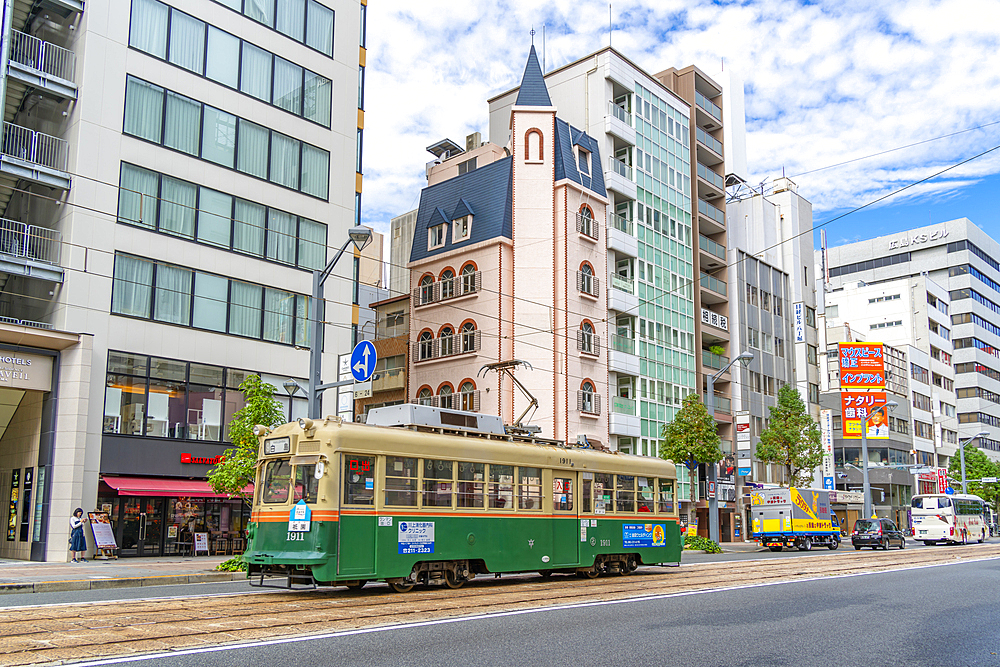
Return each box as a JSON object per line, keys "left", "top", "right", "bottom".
{"left": 70, "top": 527, "right": 86, "bottom": 551}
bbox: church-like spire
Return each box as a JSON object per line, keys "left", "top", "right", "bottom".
{"left": 514, "top": 45, "right": 551, "bottom": 107}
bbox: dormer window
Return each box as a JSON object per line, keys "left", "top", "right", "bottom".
{"left": 577, "top": 147, "right": 590, "bottom": 175}
{"left": 453, "top": 215, "right": 472, "bottom": 242}
{"left": 428, "top": 224, "right": 445, "bottom": 250}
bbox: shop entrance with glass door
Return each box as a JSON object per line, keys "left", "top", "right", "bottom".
{"left": 120, "top": 498, "right": 164, "bottom": 557}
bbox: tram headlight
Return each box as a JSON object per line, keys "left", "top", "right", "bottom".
{"left": 297, "top": 418, "right": 315, "bottom": 431}
{"left": 253, "top": 424, "right": 272, "bottom": 437}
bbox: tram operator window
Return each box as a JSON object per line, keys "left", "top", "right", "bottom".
{"left": 385, "top": 456, "right": 418, "bottom": 507}
{"left": 488, "top": 464, "right": 514, "bottom": 509}
{"left": 343, "top": 455, "right": 375, "bottom": 505}
{"left": 553, "top": 477, "right": 573, "bottom": 511}
{"left": 616, "top": 475, "right": 635, "bottom": 512}
{"left": 518, "top": 467, "right": 542, "bottom": 510}
{"left": 458, "top": 462, "right": 485, "bottom": 508}
{"left": 294, "top": 465, "right": 318, "bottom": 504}
{"left": 261, "top": 459, "right": 292, "bottom": 504}
{"left": 636, "top": 477, "right": 654, "bottom": 512}
{"left": 422, "top": 459, "right": 454, "bottom": 508}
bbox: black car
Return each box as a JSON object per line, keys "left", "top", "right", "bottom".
{"left": 852, "top": 518, "right": 906, "bottom": 550}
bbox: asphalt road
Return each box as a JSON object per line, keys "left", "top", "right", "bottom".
{"left": 66, "top": 548, "right": 1000, "bottom": 667}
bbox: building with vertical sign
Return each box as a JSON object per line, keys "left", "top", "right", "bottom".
{"left": 0, "top": 0, "right": 366, "bottom": 561}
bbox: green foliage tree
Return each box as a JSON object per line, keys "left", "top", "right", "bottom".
{"left": 948, "top": 444, "right": 1000, "bottom": 512}
{"left": 756, "top": 384, "right": 823, "bottom": 488}
{"left": 659, "top": 393, "right": 723, "bottom": 502}
{"left": 208, "top": 375, "right": 284, "bottom": 500}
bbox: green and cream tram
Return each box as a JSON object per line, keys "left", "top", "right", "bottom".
{"left": 244, "top": 405, "right": 682, "bottom": 591}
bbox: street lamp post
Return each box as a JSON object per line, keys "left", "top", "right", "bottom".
{"left": 706, "top": 350, "right": 753, "bottom": 543}
{"left": 294, "top": 226, "right": 373, "bottom": 419}
{"left": 860, "top": 400, "right": 898, "bottom": 519}
{"left": 959, "top": 431, "right": 989, "bottom": 492}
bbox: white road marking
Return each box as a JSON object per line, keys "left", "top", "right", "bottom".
{"left": 65, "top": 554, "right": 1000, "bottom": 666}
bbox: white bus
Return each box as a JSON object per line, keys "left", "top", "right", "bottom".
{"left": 910, "top": 494, "right": 988, "bottom": 545}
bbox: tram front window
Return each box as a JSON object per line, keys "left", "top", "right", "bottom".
{"left": 261, "top": 459, "right": 292, "bottom": 504}
{"left": 344, "top": 454, "right": 375, "bottom": 505}
{"left": 294, "top": 465, "right": 318, "bottom": 504}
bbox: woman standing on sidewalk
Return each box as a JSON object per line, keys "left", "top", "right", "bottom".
{"left": 69, "top": 508, "right": 87, "bottom": 562}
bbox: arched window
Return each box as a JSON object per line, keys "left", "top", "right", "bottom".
{"left": 440, "top": 269, "right": 455, "bottom": 299}
{"left": 420, "top": 275, "right": 435, "bottom": 304}
{"left": 439, "top": 384, "right": 453, "bottom": 410}
{"left": 580, "top": 381, "right": 596, "bottom": 414}
{"left": 439, "top": 326, "right": 454, "bottom": 357}
{"left": 525, "top": 129, "right": 543, "bottom": 162}
{"left": 579, "top": 263, "right": 594, "bottom": 296}
{"left": 460, "top": 381, "right": 476, "bottom": 412}
{"left": 577, "top": 206, "right": 596, "bottom": 239}
{"left": 579, "top": 321, "right": 595, "bottom": 354}
{"left": 419, "top": 330, "right": 434, "bottom": 360}
{"left": 417, "top": 387, "right": 433, "bottom": 406}
{"left": 461, "top": 264, "right": 477, "bottom": 294}
{"left": 461, "top": 322, "right": 477, "bottom": 353}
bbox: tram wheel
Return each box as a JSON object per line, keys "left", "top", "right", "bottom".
{"left": 538, "top": 570, "right": 553, "bottom": 578}
{"left": 444, "top": 570, "right": 465, "bottom": 589}
{"left": 578, "top": 567, "right": 600, "bottom": 579}
{"left": 345, "top": 580, "right": 368, "bottom": 591}
{"left": 388, "top": 581, "right": 414, "bottom": 593}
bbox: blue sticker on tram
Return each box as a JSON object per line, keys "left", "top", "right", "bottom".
{"left": 623, "top": 523, "right": 667, "bottom": 548}
{"left": 398, "top": 521, "right": 435, "bottom": 554}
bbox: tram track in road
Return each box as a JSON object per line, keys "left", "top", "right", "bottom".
{"left": 1, "top": 545, "right": 997, "bottom": 666}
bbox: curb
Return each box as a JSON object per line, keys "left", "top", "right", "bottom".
{"left": 0, "top": 572, "right": 245, "bottom": 595}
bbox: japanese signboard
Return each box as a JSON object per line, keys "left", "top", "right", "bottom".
{"left": 841, "top": 392, "right": 889, "bottom": 439}
{"left": 622, "top": 524, "right": 667, "bottom": 548}
{"left": 838, "top": 342, "right": 886, "bottom": 389}
{"left": 794, "top": 303, "right": 805, "bottom": 343}
{"left": 735, "top": 411, "right": 751, "bottom": 444}
{"left": 88, "top": 512, "right": 118, "bottom": 550}
{"left": 398, "top": 521, "right": 435, "bottom": 554}
{"left": 820, "top": 409, "right": 834, "bottom": 488}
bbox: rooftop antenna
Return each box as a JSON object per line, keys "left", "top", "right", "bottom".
{"left": 530, "top": 26, "right": 534, "bottom": 45}
{"left": 543, "top": 24, "right": 546, "bottom": 72}
{"left": 478, "top": 360, "right": 541, "bottom": 436}
{"left": 609, "top": 4, "right": 612, "bottom": 47}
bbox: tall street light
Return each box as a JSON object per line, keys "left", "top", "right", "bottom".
{"left": 706, "top": 350, "right": 753, "bottom": 543}
{"left": 860, "top": 399, "right": 898, "bottom": 519}
{"left": 959, "top": 431, "right": 989, "bottom": 492}
{"left": 293, "top": 226, "right": 373, "bottom": 419}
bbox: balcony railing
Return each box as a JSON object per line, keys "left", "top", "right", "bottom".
{"left": 608, "top": 211, "right": 633, "bottom": 235}
{"left": 699, "top": 234, "right": 726, "bottom": 261}
{"left": 412, "top": 390, "right": 480, "bottom": 412}
{"left": 577, "top": 390, "right": 602, "bottom": 416}
{"left": 2, "top": 123, "right": 69, "bottom": 173}
{"left": 373, "top": 367, "right": 405, "bottom": 392}
{"left": 577, "top": 270, "right": 600, "bottom": 297}
{"left": 576, "top": 212, "right": 599, "bottom": 240}
{"left": 0, "top": 316, "right": 54, "bottom": 330}
{"left": 705, "top": 393, "right": 731, "bottom": 414}
{"left": 694, "top": 90, "right": 722, "bottom": 123}
{"left": 608, "top": 156, "right": 633, "bottom": 180}
{"left": 698, "top": 199, "right": 725, "bottom": 226}
{"left": 610, "top": 333, "right": 635, "bottom": 355}
{"left": 700, "top": 272, "right": 728, "bottom": 296}
{"left": 608, "top": 101, "right": 631, "bottom": 126}
{"left": 696, "top": 126, "right": 723, "bottom": 155}
{"left": 697, "top": 162, "right": 725, "bottom": 190}
{"left": 10, "top": 30, "right": 76, "bottom": 83}
{"left": 0, "top": 219, "right": 61, "bottom": 265}
{"left": 611, "top": 395, "right": 636, "bottom": 416}
{"left": 412, "top": 271, "right": 481, "bottom": 308}
{"left": 701, "top": 350, "right": 729, "bottom": 371}
{"left": 577, "top": 330, "right": 601, "bottom": 356}
{"left": 412, "top": 330, "right": 482, "bottom": 362}
{"left": 376, "top": 322, "right": 407, "bottom": 339}
{"left": 610, "top": 273, "right": 634, "bottom": 295}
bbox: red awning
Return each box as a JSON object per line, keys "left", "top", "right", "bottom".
{"left": 101, "top": 476, "right": 252, "bottom": 498}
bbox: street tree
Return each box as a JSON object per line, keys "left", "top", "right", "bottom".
{"left": 948, "top": 444, "right": 1000, "bottom": 512}
{"left": 208, "top": 374, "right": 284, "bottom": 500}
{"left": 659, "top": 393, "right": 723, "bottom": 503}
{"left": 756, "top": 384, "right": 823, "bottom": 488}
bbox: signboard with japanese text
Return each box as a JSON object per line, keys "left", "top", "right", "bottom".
{"left": 838, "top": 342, "right": 886, "bottom": 389}
{"left": 87, "top": 512, "right": 118, "bottom": 550}
{"left": 622, "top": 524, "right": 667, "bottom": 548}
{"left": 841, "top": 392, "right": 888, "bottom": 439}
{"left": 938, "top": 468, "right": 948, "bottom": 493}
{"left": 398, "top": 521, "right": 435, "bottom": 554}
{"left": 821, "top": 409, "right": 834, "bottom": 487}
{"left": 794, "top": 303, "right": 805, "bottom": 343}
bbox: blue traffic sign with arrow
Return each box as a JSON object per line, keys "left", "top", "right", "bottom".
{"left": 350, "top": 340, "right": 377, "bottom": 382}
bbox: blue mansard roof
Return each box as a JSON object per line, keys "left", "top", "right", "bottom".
{"left": 514, "top": 45, "right": 551, "bottom": 107}
{"left": 554, "top": 118, "right": 605, "bottom": 197}
{"left": 409, "top": 156, "right": 513, "bottom": 263}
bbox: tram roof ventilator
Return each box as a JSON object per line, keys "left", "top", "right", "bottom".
{"left": 365, "top": 404, "right": 507, "bottom": 436}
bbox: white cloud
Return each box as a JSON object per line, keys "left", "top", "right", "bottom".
{"left": 362, "top": 0, "right": 1000, "bottom": 237}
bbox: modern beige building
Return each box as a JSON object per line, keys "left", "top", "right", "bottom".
{"left": 0, "top": 0, "right": 366, "bottom": 559}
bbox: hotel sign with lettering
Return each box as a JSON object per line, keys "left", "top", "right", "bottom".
{"left": 0, "top": 353, "right": 53, "bottom": 392}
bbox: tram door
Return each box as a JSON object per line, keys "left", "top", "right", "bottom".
{"left": 549, "top": 472, "right": 579, "bottom": 567}
{"left": 338, "top": 454, "right": 377, "bottom": 577}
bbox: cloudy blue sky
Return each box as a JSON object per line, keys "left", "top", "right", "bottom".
{"left": 361, "top": 0, "right": 1000, "bottom": 251}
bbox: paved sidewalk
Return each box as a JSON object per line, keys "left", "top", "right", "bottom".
{"left": 720, "top": 541, "right": 768, "bottom": 553}
{"left": 0, "top": 556, "right": 245, "bottom": 595}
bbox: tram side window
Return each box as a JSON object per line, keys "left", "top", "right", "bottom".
{"left": 261, "top": 459, "right": 292, "bottom": 504}
{"left": 294, "top": 465, "right": 318, "bottom": 504}
{"left": 385, "top": 456, "right": 418, "bottom": 507}
{"left": 518, "top": 467, "right": 542, "bottom": 510}
{"left": 594, "top": 473, "right": 614, "bottom": 514}
{"left": 458, "top": 462, "right": 485, "bottom": 508}
{"left": 489, "top": 464, "right": 514, "bottom": 509}
{"left": 343, "top": 454, "right": 375, "bottom": 505}
{"left": 423, "top": 459, "right": 454, "bottom": 508}
{"left": 616, "top": 474, "right": 635, "bottom": 512}
{"left": 553, "top": 477, "right": 573, "bottom": 511}
{"left": 636, "top": 476, "right": 654, "bottom": 512}
{"left": 658, "top": 479, "right": 675, "bottom": 513}
{"left": 582, "top": 477, "right": 592, "bottom": 513}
